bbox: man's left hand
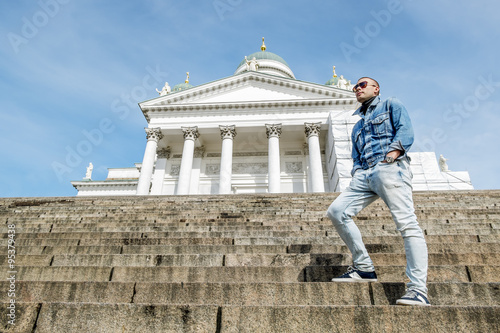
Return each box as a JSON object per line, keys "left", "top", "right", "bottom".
{"left": 382, "top": 150, "right": 402, "bottom": 163}
{"left": 386, "top": 150, "right": 401, "bottom": 160}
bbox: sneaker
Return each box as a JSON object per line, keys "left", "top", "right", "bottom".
{"left": 331, "top": 266, "right": 378, "bottom": 282}
{"left": 396, "top": 289, "right": 431, "bottom": 306}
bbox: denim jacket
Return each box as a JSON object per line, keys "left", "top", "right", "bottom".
{"left": 351, "top": 96, "right": 414, "bottom": 176}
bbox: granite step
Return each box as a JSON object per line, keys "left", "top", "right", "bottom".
{"left": 4, "top": 207, "right": 498, "bottom": 217}
{"left": 3, "top": 201, "right": 497, "bottom": 210}
{"left": 232, "top": 235, "right": 495, "bottom": 245}
{"left": 5, "top": 233, "right": 497, "bottom": 248}
{"left": 4, "top": 219, "right": 498, "bottom": 232}
{"left": 3, "top": 206, "right": 498, "bottom": 217}
{"left": 0, "top": 303, "right": 218, "bottom": 333}
{"left": 2, "top": 242, "right": 500, "bottom": 257}
{"left": 5, "top": 210, "right": 499, "bottom": 222}
{"left": 287, "top": 242, "right": 500, "bottom": 254}
{"left": 4, "top": 265, "right": 496, "bottom": 283}
{"left": 6, "top": 201, "right": 497, "bottom": 207}
{"left": 1, "top": 303, "right": 498, "bottom": 333}
{"left": 1, "top": 281, "right": 498, "bottom": 307}
{"left": 5, "top": 230, "right": 332, "bottom": 240}
{"left": 4, "top": 237, "right": 235, "bottom": 247}
{"left": 6, "top": 219, "right": 499, "bottom": 233}
{"left": 3, "top": 252, "right": 500, "bottom": 268}
{"left": 214, "top": 305, "right": 500, "bottom": 332}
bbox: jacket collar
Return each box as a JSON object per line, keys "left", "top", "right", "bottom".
{"left": 353, "top": 96, "right": 381, "bottom": 117}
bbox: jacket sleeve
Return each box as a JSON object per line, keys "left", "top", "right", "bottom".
{"left": 388, "top": 98, "right": 414, "bottom": 155}
{"left": 351, "top": 126, "right": 362, "bottom": 176}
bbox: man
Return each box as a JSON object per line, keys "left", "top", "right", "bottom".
{"left": 326, "top": 77, "right": 430, "bottom": 306}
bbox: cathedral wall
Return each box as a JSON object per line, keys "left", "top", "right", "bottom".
{"left": 325, "top": 112, "right": 474, "bottom": 192}
{"left": 326, "top": 111, "right": 358, "bottom": 192}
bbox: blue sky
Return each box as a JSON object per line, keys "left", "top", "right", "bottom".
{"left": 1, "top": 0, "right": 499, "bottom": 197}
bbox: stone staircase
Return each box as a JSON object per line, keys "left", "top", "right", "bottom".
{"left": 0, "top": 190, "right": 499, "bottom": 332}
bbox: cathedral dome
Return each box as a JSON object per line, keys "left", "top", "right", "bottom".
{"left": 234, "top": 38, "right": 295, "bottom": 79}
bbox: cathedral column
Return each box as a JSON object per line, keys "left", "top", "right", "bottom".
{"left": 136, "top": 128, "right": 163, "bottom": 195}
{"left": 189, "top": 146, "right": 205, "bottom": 194}
{"left": 305, "top": 122, "right": 325, "bottom": 192}
{"left": 219, "top": 125, "right": 236, "bottom": 194}
{"left": 150, "top": 147, "right": 170, "bottom": 195}
{"left": 266, "top": 124, "right": 282, "bottom": 193}
{"left": 303, "top": 143, "right": 311, "bottom": 192}
{"left": 176, "top": 126, "right": 199, "bottom": 195}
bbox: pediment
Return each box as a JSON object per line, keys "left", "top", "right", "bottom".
{"left": 196, "top": 85, "right": 304, "bottom": 103}
{"left": 140, "top": 71, "right": 355, "bottom": 109}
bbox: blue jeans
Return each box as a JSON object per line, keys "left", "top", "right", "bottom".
{"left": 327, "top": 159, "right": 428, "bottom": 294}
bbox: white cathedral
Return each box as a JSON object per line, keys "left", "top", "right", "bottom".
{"left": 72, "top": 39, "right": 473, "bottom": 196}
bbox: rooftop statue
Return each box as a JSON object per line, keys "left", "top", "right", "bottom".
{"left": 439, "top": 154, "right": 449, "bottom": 172}
{"left": 156, "top": 82, "right": 171, "bottom": 96}
{"left": 346, "top": 80, "right": 353, "bottom": 91}
{"left": 84, "top": 162, "right": 93, "bottom": 180}
{"left": 245, "top": 56, "right": 259, "bottom": 71}
{"left": 338, "top": 75, "right": 347, "bottom": 89}
{"left": 326, "top": 66, "right": 352, "bottom": 90}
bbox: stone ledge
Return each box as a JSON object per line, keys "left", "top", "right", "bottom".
{"left": 34, "top": 303, "right": 218, "bottom": 333}
{"left": 219, "top": 305, "right": 500, "bottom": 332}
{"left": 1, "top": 282, "right": 499, "bottom": 307}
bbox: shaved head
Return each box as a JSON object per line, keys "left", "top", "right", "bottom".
{"left": 354, "top": 77, "right": 380, "bottom": 102}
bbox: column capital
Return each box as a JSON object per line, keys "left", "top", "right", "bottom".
{"left": 304, "top": 122, "right": 321, "bottom": 138}
{"left": 219, "top": 125, "right": 237, "bottom": 140}
{"left": 181, "top": 126, "right": 199, "bottom": 141}
{"left": 157, "top": 147, "right": 171, "bottom": 159}
{"left": 265, "top": 124, "right": 282, "bottom": 138}
{"left": 194, "top": 146, "right": 206, "bottom": 158}
{"left": 145, "top": 128, "right": 163, "bottom": 142}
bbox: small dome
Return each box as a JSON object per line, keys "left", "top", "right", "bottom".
{"left": 325, "top": 77, "right": 338, "bottom": 86}
{"left": 172, "top": 82, "right": 193, "bottom": 92}
{"left": 172, "top": 72, "right": 194, "bottom": 92}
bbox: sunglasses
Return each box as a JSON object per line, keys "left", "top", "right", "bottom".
{"left": 352, "top": 81, "right": 377, "bottom": 92}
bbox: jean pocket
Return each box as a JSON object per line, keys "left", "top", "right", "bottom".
{"left": 371, "top": 112, "right": 391, "bottom": 136}
{"left": 397, "top": 160, "right": 413, "bottom": 179}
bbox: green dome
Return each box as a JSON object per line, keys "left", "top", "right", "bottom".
{"left": 237, "top": 51, "right": 290, "bottom": 69}
{"left": 172, "top": 82, "right": 194, "bottom": 92}
{"left": 325, "top": 76, "right": 339, "bottom": 86}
